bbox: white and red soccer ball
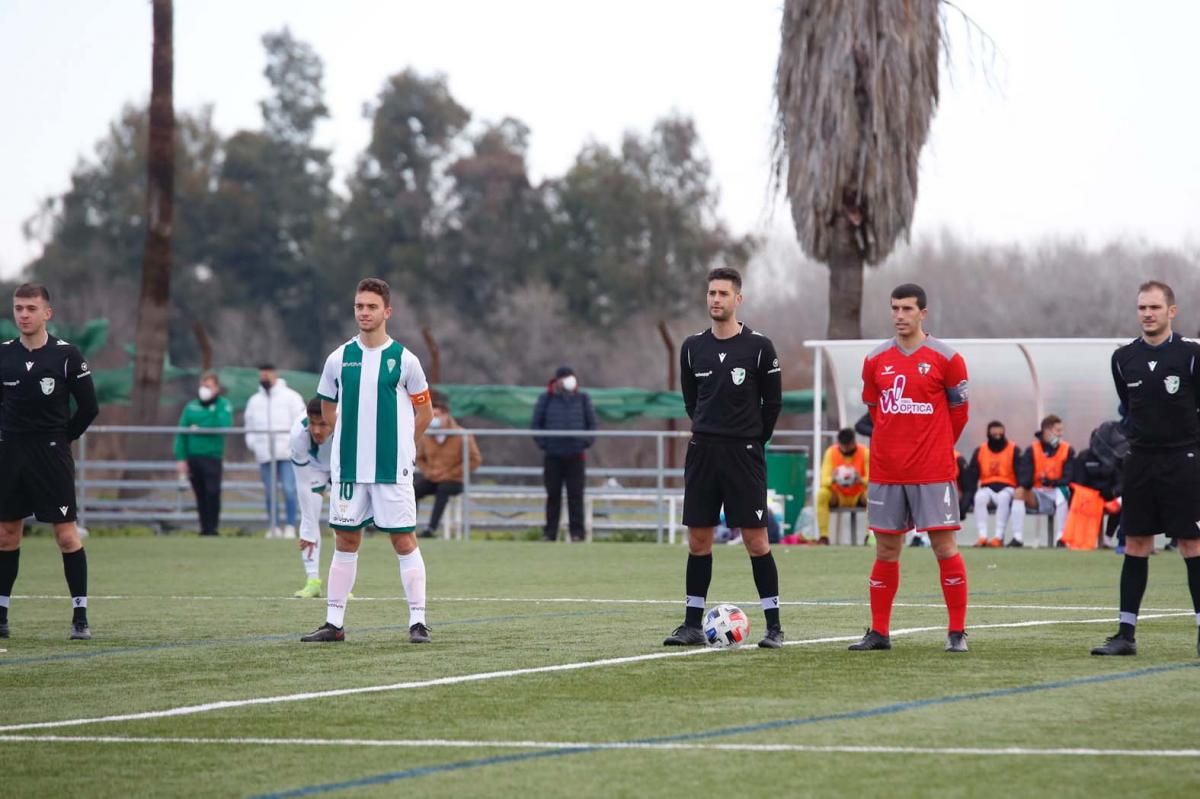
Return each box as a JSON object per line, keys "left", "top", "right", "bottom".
{"left": 703, "top": 603, "right": 750, "bottom": 648}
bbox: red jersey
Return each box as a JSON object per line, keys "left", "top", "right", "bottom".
{"left": 861, "top": 336, "right": 969, "bottom": 484}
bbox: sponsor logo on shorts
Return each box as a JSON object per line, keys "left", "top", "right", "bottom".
{"left": 755, "top": 509, "right": 763, "bottom": 520}
{"left": 59, "top": 506, "right": 68, "bottom": 516}
{"left": 879, "top": 375, "right": 933, "bottom": 415}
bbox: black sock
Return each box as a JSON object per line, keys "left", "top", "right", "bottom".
{"left": 684, "top": 554, "right": 713, "bottom": 627}
{"left": 1118, "top": 554, "right": 1149, "bottom": 639}
{"left": 1185, "top": 556, "right": 1200, "bottom": 618}
{"left": 0, "top": 548, "right": 19, "bottom": 624}
{"left": 751, "top": 551, "right": 781, "bottom": 629}
{"left": 62, "top": 548, "right": 88, "bottom": 622}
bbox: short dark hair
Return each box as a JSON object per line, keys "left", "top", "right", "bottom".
{"left": 13, "top": 283, "right": 50, "bottom": 302}
{"left": 836, "top": 428, "right": 856, "bottom": 446}
{"left": 1138, "top": 280, "right": 1175, "bottom": 306}
{"left": 306, "top": 396, "right": 324, "bottom": 416}
{"left": 430, "top": 390, "right": 449, "bottom": 411}
{"left": 257, "top": 363, "right": 276, "bottom": 372}
{"left": 707, "top": 267, "right": 742, "bottom": 292}
{"left": 1040, "top": 414, "right": 1062, "bottom": 431}
{"left": 890, "top": 283, "right": 927, "bottom": 310}
{"left": 987, "top": 420, "right": 1005, "bottom": 432}
{"left": 356, "top": 277, "right": 391, "bottom": 308}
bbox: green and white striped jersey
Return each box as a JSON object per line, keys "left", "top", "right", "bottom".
{"left": 317, "top": 336, "right": 429, "bottom": 484}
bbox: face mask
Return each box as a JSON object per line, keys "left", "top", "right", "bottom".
{"left": 429, "top": 416, "right": 443, "bottom": 429}
{"left": 1045, "top": 434, "right": 1061, "bottom": 448}
{"left": 198, "top": 386, "right": 216, "bottom": 402}
{"left": 987, "top": 435, "right": 1006, "bottom": 452}
{"left": 561, "top": 375, "right": 578, "bottom": 392}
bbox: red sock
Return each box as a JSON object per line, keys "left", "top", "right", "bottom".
{"left": 938, "top": 553, "right": 968, "bottom": 632}
{"left": 869, "top": 559, "right": 900, "bottom": 636}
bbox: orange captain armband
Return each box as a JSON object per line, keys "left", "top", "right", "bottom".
{"left": 410, "top": 389, "right": 432, "bottom": 407}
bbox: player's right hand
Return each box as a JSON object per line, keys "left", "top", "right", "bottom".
{"left": 176, "top": 461, "right": 188, "bottom": 478}
{"left": 299, "top": 539, "right": 316, "bottom": 555}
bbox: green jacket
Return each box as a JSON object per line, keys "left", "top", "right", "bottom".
{"left": 173, "top": 396, "right": 233, "bottom": 460}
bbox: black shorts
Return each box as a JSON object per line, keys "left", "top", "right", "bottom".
{"left": 1121, "top": 447, "right": 1200, "bottom": 539}
{"left": 0, "top": 436, "right": 78, "bottom": 524}
{"left": 682, "top": 436, "right": 767, "bottom": 529}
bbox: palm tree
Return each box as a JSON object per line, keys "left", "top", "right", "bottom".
{"left": 129, "top": 0, "right": 175, "bottom": 433}
{"left": 774, "top": 0, "right": 942, "bottom": 338}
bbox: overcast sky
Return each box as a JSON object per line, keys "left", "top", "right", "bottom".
{"left": 1, "top": 0, "right": 1197, "bottom": 279}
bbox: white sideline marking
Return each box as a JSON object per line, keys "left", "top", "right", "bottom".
{"left": 0, "top": 612, "right": 1191, "bottom": 734}
{"left": 0, "top": 735, "right": 1196, "bottom": 759}
{"left": 12, "top": 594, "right": 1194, "bottom": 614}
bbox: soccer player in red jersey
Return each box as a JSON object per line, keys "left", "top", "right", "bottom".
{"left": 849, "top": 284, "right": 971, "bottom": 653}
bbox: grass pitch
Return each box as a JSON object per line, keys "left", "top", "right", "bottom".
{"left": 2, "top": 536, "right": 1199, "bottom": 798}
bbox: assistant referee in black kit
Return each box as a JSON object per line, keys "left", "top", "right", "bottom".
{"left": 663, "top": 267, "right": 785, "bottom": 649}
{"left": 0, "top": 284, "right": 99, "bottom": 640}
{"left": 1092, "top": 280, "right": 1200, "bottom": 657}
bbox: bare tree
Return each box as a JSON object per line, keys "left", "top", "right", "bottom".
{"left": 129, "top": 0, "right": 175, "bottom": 434}
{"left": 774, "top": 0, "right": 942, "bottom": 338}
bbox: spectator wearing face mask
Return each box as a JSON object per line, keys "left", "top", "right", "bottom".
{"left": 174, "top": 372, "right": 234, "bottom": 536}
{"left": 966, "top": 421, "right": 1022, "bottom": 548}
{"left": 414, "top": 392, "right": 482, "bottom": 538}
{"left": 1013, "top": 414, "right": 1076, "bottom": 547}
{"left": 244, "top": 363, "right": 307, "bottom": 539}
{"left": 531, "top": 366, "right": 597, "bottom": 542}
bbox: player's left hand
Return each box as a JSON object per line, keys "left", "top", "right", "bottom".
{"left": 299, "top": 539, "right": 316, "bottom": 554}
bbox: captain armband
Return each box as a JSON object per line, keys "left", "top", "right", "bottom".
{"left": 946, "top": 380, "right": 969, "bottom": 407}
{"left": 410, "top": 389, "right": 432, "bottom": 407}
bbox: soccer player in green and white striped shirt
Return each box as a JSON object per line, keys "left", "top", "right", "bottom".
{"left": 300, "top": 278, "right": 434, "bottom": 644}
{"left": 289, "top": 397, "right": 333, "bottom": 599}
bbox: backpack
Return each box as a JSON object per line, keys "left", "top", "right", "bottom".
{"left": 1088, "top": 420, "right": 1129, "bottom": 474}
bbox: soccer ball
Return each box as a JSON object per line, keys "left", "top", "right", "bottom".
{"left": 834, "top": 465, "right": 859, "bottom": 488}
{"left": 703, "top": 604, "right": 751, "bottom": 648}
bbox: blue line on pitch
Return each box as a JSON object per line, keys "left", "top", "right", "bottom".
{"left": 251, "top": 660, "right": 1200, "bottom": 799}
{"left": 0, "top": 610, "right": 611, "bottom": 667}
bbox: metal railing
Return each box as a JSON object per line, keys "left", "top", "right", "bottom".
{"left": 76, "top": 425, "right": 811, "bottom": 542}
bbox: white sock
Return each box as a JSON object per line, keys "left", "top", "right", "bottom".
{"left": 398, "top": 548, "right": 427, "bottom": 627}
{"left": 302, "top": 539, "right": 321, "bottom": 580}
{"left": 1054, "top": 493, "right": 1068, "bottom": 541}
{"left": 1010, "top": 501, "right": 1026, "bottom": 542}
{"left": 973, "top": 489, "right": 990, "bottom": 537}
{"left": 326, "top": 550, "right": 358, "bottom": 628}
{"left": 994, "top": 492, "right": 1013, "bottom": 540}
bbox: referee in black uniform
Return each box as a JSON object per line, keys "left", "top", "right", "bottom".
{"left": 0, "top": 284, "right": 99, "bottom": 640}
{"left": 1092, "top": 280, "right": 1200, "bottom": 657}
{"left": 663, "top": 267, "right": 785, "bottom": 648}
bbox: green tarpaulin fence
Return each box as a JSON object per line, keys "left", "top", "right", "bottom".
{"left": 1, "top": 319, "right": 814, "bottom": 426}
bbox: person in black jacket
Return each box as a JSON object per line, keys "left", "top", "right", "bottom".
{"left": 0, "top": 283, "right": 99, "bottom": 641}
{"left": 1092, "top": 280, "right": 1200, "bottom": 657}
{"left": 532, "top": 366, "right": 596, "bottom": 542}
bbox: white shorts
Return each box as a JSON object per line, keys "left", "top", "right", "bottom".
{"left": 329, "top": 481, "right": 417, "bottom": 533}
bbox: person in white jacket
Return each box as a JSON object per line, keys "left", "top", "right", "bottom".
{"left": 244, "top": 364, "right": 307, "bottom": 538}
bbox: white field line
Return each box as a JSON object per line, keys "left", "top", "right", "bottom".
{"left": 11, "top": 594, "right": 1193, "bottom": 614}
{"left": 0, "top": 612, "right": 1190, "bottom": 734}
{"left": 0, "top": 735, "right": 1197, "bottom": 759}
